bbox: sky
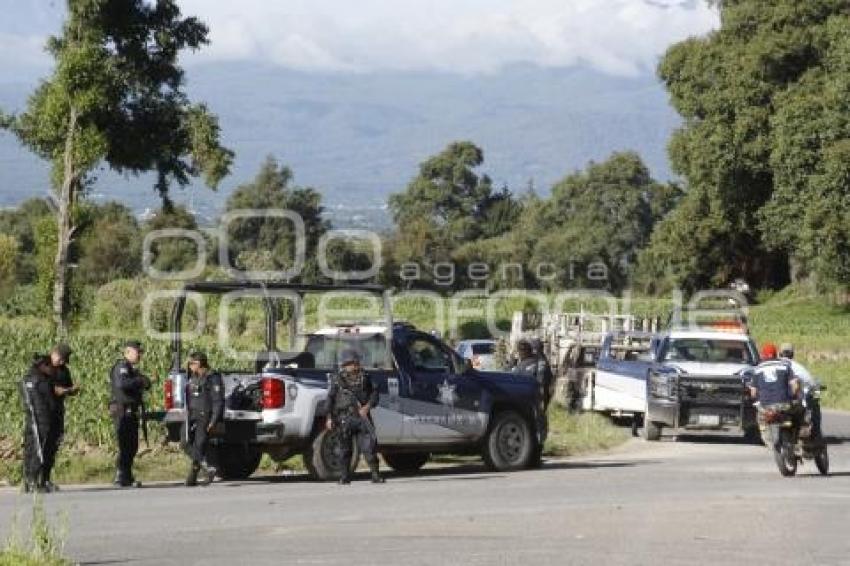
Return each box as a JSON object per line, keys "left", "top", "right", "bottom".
{"left": 0, "top": 0, "right": 718, "bottom": 79}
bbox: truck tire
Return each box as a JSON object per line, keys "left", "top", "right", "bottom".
{"left": 303, "top": 428, "right": 359, "bottom": 481}
{"left": 215, "top": 443, "right": 262, "bottom": 480}
{"left": 382, "top": 453, "right": 429, "bottom": 474}
{"left": 483, "top": 410, "right": 533, "bottom": 471}
{"left": 642, "top": 398, "right": 662, "bottom": 442}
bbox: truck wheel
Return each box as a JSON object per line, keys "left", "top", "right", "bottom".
{"left": 382, "top": 453, "right": 429, "bottom": 474}
{"left": 215, "top": 443, "right": 262, "bottom": 480}
{"left": 642, "top": 399, "right": 662, "bottom": 442}
{"left": 303, "top": 429, "right": 359, "bottom": 481}
{"left": 483, "top": 410, "right": 533, "bottom": 471}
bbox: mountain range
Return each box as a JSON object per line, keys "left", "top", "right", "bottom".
{"left": 0, "top": 62, "right": 682, "bottom": 228}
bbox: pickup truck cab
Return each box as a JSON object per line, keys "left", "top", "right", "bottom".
{"left": 162, "top": 282, "right": 547, "bottom": 480}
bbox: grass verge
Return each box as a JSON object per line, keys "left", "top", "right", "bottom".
{"left": 0, "top": 496, "right": 71, "bottom": 566}
{"left": 544, "top": 410, "right": 631, "bottom": 458}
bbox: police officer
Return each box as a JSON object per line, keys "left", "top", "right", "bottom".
{"left": 49, "top": 343, "right": 79, "bottom": 466}
{"left": 20, "top": 355, "right": 60, "bottom": 493}
{"left": 325, "top": 349, "right": 384, "bottom": 485}
{"left": 109, "top": 341, "right": 151, "bottom": 487}
{"left": 184, "top": 351, "right": 224, "bottom": 487}
{"left": 513, "top": 339, "right": 554, "bottom": 410}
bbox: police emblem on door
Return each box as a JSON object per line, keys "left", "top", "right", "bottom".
{"left": 438, "top": 379, "right": 458, "bottom": 407}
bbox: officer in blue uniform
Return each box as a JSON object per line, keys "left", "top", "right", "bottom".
{"left": 109, "top": 341, "right": 151, "bottom": 487}
{"left": 20, "top": 355, "right": 60, "bottom": 493}
{"left": 184, "top": 351, "right": 224, "bottom": 486}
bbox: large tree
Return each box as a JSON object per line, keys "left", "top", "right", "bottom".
{"left": 0, "top": 0, "right": 232, "bottom": 336}
{"left": 647, "top": 0, "right": 850, "bottom": 291}
{"left": 387, "top": 141, "right": 518, "bottom": 288}
{"left": 530, "top": 152, "right": 679, "bottom": 291}
{"left": 223, "top": 156, "right": 328, "bottom": 281}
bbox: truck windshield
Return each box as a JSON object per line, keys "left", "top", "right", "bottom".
{"left": 472, "top": 343, "right": 495, "bottom": 355}
{"left": 304, "top": 333, "right": 389, "bottom": 369}
{"left": 662, "top": 338, "right": 754, "bottom": 364}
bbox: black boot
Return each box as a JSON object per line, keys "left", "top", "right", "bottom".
{"left": 369, "top": 463, "right": 385, "bottom": 484}
{"left": 201, "top": 461, "right": 216, "bottom": 486}
{"left": 338, "top": 472, "right": 351, "bottom": 485}
{"left": 186, "top": 463, "right": 199, "bottom": 487}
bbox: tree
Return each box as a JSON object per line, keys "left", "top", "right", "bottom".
{"left": 223, "top": 156, "right": 329, "bottom": 281}
{"left": 0, "top": 198, "right": 51, "bottom": 284}
{"left": 0, "top": 0, "right": 233, "bottom": 336}
{"left": 76, "top": 201, "right": 142, "bottom": 285}
{"left": 530, "top": 152, "right": 678, "bottom": 291}
{"left": 387, "top": 141, "right": 517, "bottom": 289}
{"left": 0, "top": 234, "right": 19, "bottom": 300}
{"left": 650, "top": 0, "right": 850, "bottom": 290}
{"left": 144, "top": 205, "right": 200, "bottom": 274}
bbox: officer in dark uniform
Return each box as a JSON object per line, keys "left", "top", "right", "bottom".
{"left": 513, "top": 339, "right": 554, "bottom": 411}
{"left": 20, "top": 355, "right": 60, "bottom": 493}
{"left": 325, "top": 349, "right": 384, "bottom": 484}
{"left": 49, "top": 343, "right": 79, "bottom": 468}
{"left": 184, "top": 351, "right": 224, "bottom": 487}
{"left": 109, "top": 341, "right": 151, "bottom": 487}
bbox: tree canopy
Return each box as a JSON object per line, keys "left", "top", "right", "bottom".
{"left": 644, "top": 0, "right": 850, "bottom": 291}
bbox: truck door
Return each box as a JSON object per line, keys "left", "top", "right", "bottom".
{"left": 400, "top": 334, "right": 474, "bottom": 443}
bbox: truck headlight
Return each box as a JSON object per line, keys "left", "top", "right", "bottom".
{"left": 649, "top": 371, "right": 676, "bottom": 399}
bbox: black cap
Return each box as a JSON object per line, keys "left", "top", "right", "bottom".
{"left": 338, "top": 349, "right": 360, "bottom": 366}
{"left": 124, "top": 340, "right": 144, "bottom": 352}
{"left": 188, "top": 351, "right": 209, "bottom": 367}
{"left": 52, "top": 343, "right": 72, "bottom": 359}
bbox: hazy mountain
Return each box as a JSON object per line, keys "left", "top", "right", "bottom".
{"left": 0, "top": 62, "right": 681, "bottom": 227}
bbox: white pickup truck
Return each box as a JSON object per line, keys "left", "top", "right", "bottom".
{"left": 162, "top": 282, "right": 548, "bottom": 480}
{"left": 587, "top": 325, "right": 760, "bottom": 440}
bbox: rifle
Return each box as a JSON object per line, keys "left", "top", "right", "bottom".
{"left": 21, "top": 380, "right": 44, "bottom": 468}
{"left": 140, "top": 399, "right": 150, "bottom": 449}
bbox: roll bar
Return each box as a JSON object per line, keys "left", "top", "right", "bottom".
{"left": 169, "top": 282, "right": 393, "bottom": 371}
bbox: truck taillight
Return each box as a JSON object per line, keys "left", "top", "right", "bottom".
{"left": 262, "top": 377, "right": 285, "bottom": 409}
{"left": 164, "top": 379, "right": 174, "bottom": 410}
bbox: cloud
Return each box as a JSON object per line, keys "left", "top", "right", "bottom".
{"left": 0, "top": 0, "right": 719, "bottom": 78}
{"left": 179, "top": 0, "right": 719, "bottom": 75}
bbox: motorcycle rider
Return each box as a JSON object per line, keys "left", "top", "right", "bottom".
{"left": 779, "top": 343, "right": 822, "bottom": 440}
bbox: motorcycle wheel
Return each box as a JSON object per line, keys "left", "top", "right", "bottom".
{"left": 814, "top": 447, "right": 829, "bottom": 476}
{"left": 773, "top": 430, "right": 797, "bottom": 477}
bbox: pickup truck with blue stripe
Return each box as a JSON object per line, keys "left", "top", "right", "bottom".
{"left": 161, "top": 282, "right": 547, "bottom": 480}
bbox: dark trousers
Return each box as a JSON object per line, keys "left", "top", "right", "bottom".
{"left": 338, "top": 416, "right": 379, "bottom": 476}
{"left": 23, "top": 421, "right": 58, "bottom": 485}
{"left": 112, "top": 410, "right": 139, "bottom": 480}
{"left": 187, "top": 415, "right": 211, "bottom": 466}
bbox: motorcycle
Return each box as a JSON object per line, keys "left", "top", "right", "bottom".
{"left": 758, "top": 383, "right": 828, "bottom": 477}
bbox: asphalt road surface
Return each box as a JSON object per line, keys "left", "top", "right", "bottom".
{"left": 3, "top": 411, "right": 850, "bottom": 566}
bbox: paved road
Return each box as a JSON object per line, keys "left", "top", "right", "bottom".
{"left": 3, "top": 411, "right": 850, "bottom": 566}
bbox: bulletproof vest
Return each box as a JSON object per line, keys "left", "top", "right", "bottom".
{"left": 187, "top": 373, "right": 220, "bottom": 416}
{"left": 110, "top": 360, "right": 144, "bottom": 406}
{"left": 755, "top": 362, "right": 795, "bottom": 406}
{"left": 332, "top": 369, "right": 365, "bottom": 415}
